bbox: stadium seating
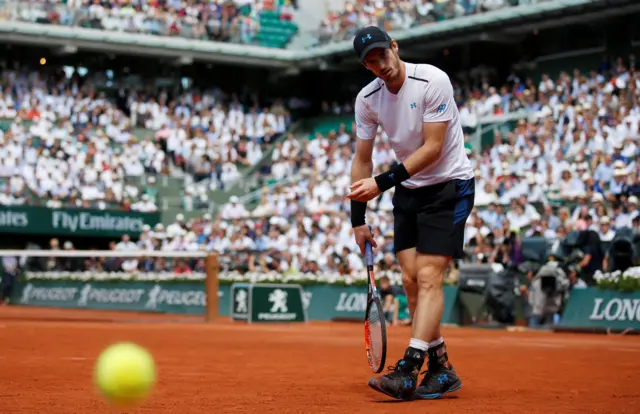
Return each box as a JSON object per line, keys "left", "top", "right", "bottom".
{"left": 314, "top": 0, "right": 523, "bottom": 46}
{"left": 6, "top": 0, "right": 300, "bottom": 49}
{"left": 0, "top": 30, "right": 638, "bottom": 283}
{"left": 0, "top": 67, "right": 291, "bottom": 212}
{"left": 256, "top": 9, "right": 299, "bottom": 48}
{"left": 186, "top": 52, "right": 639, "bottom": 276}
{"left": 3, "top": 0, "right": 548, "bottom": 50}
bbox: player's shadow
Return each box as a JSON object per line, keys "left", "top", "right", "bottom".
{"left": 374, "top": 395, "right": 460, "bottom": 403}
{"left": 353, "top": 382, "right": 461, "bottom": 403}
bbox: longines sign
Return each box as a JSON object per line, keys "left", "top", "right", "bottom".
{"left": 560, "top": 289, "right": 640, "bottom": 331}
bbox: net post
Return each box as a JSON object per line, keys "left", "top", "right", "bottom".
{"left": 205, "top": 252, "right": 219, "bottom": 323}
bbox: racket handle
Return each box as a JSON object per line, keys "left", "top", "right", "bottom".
{"left": 365, "top": 225, "right": 374, "bottom": 266}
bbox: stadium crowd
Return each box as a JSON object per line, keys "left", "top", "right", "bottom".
{"left": 1, "top": 52, "right": 639, "bottom": 284}
{"left": 315, "top": 0, "right": 539, "bottom": 46}
{"left": 0, "top": 65, "right": 291, "bottom": 210}
{"left": 4, "top": 0, "right": 297, "bottom": 46}
{"left": 2, "top": 0, "right": 556, "bottom": 49}
{"left": 14, "top": 55, "right": 636, "bottom": 287}
{"left": 188, "top": 55, "right": 639, "bottom": 277}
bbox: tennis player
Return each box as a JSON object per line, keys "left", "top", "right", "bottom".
{"left": 347, "top": 26, "right": 475, "bottom": 401}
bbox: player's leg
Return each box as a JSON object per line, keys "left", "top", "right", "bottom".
{"left": 396, "top": 248, "right": 418, "bottom": 319}
{"left": 412, "top": 178, "right": 474, "bottom": 399}
{"left": 368, "top": 189, "right": 422, "bottom": 400}
{"left": 412, "top": 253, "right": 462, "bottom": 399}
{"left": 412, "top": 253, "right": 449, "bottom": 342}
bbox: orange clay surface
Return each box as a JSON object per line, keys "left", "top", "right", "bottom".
{"left": 1, "top": 306, "right": 639, "bottom": 414}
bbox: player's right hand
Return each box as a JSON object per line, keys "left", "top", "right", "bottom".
{"left": 353, "top": 224, "right": 377, "bottom": 254}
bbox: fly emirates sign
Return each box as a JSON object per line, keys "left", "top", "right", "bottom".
{"left": 0, "top": 206, "right": 159, "bottom": 237}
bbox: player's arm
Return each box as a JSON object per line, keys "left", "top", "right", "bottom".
{"left": 350, "top": 94, "right": 377, "bottom": 227}
{"left": 351, "top": 138, "right": 375, "bottom": 188}
{"left": 398, "top": 122, "right": 447, "bottom": 177}
{"left": 372, "top": 70, "right": 454, "bottom": 193}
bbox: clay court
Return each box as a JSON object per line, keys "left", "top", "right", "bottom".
{"left": 1, "top": 307, "right": 639, "bottom": 413}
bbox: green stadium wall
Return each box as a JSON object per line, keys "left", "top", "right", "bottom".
{"left": 8, "top": 280, "right": 460, "bottom": 324}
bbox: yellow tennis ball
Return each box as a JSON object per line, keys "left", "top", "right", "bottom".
{"left": 94, "top": 342, "right": 157, "bottom": 407}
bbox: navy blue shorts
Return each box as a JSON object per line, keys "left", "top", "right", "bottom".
{"left": 392, "top": 178, "right": 475, "bottom": 258}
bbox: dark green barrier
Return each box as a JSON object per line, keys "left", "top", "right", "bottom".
{"left": 0, "top": 206, "right": 160, "bottom": 237}
{"left": 10, "top": 280, "right": 230, "bottom": 316}
{"left": 559, "top": 288, "right": 640, "bottom": 332}
{"left": 9, "top": 280, "right": 461, "bottom": 324}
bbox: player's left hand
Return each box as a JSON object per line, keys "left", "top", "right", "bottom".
{"left": 347, "top": 178, "right": 381, "bottom": 202}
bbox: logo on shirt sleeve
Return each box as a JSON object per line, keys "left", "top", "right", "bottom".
{"left": 410, "top": 102, "right": 417, "bottom": 109}
{"left": 436, "top": 104, "right": 447, "bottom": 114}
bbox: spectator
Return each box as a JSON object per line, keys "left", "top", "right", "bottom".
{"left": 220, "top": 196, "right": 249, "bottom": 219}
{"left": 0, "top": 254, "right": 19, "bottom": 305}
{"left": 379, "top": 275, "right": 411, "bottom": 326}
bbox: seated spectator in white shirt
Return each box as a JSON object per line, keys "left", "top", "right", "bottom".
{"left": 131, "top": 194, "right": 158, "bottom": 212}
{"left": 597, "top": 216, "right": 616, "bottom": 242}
{"left": 252, "top": 196, "right": 275, "bottom": 217}
{"left": 557, "top": 169, "right": 584, "bottom": 200}
{"left": 609, "top": 169, "right": 627, "bottom": 197}
{"left": 475, "top": 181, "right": 499, "bottom": 206}
{"left": 506, "top": 203, "right": 533, "bottom": 230}
{"left": 611, "top": 202, "right": 632, "bottom": 229}
{"left": 220, "top": 196, "right": 248, "bottom": 219}
{"left": 116, "top": 234, "right": 138, "bottom": 251}
{"left": 522, "top": 175, "right": 547, "bottom": 204}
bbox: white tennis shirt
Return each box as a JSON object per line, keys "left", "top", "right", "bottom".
{"left": 355, "top": 62, "right": 474, "bottom": 188}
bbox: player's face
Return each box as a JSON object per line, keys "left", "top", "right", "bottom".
{"left": 362, "top": 42, "right": 400, "bottom": 82}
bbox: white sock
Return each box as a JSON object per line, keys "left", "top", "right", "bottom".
{"left": 428, "top": 336, "right": 444, "bottom": 349}
{"left": 408, "top": 338, "right": 429, "bottom": 352}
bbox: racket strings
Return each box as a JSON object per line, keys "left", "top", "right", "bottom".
{"left": 366, "top": 300, "right": 384, "bottom": 370}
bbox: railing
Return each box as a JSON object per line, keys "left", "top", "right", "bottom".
{"left": 465, "top": 110, "right": 532, "bottom": 152}
{"left": 236, "top": 173, "right": 304, "bottom": 205}
{"left": 0, "top": 247, "right": 345, "bottom": 275}
{"left": 159, "top": 196, "right": 216, "bottom": 214}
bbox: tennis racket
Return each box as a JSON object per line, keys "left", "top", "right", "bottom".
{"left": 363, "top": 232, "right": 387, "bottom": 373}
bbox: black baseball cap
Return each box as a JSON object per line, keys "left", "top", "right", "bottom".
{"left": 353, "top": 26, "right": 392, "bottom": 62}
